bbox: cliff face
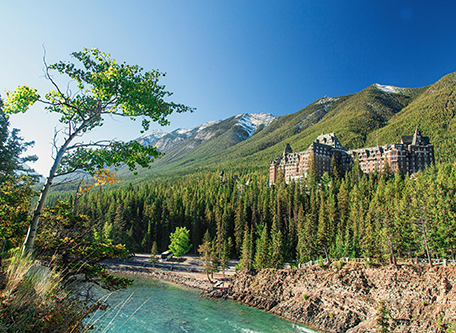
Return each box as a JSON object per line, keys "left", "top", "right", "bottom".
{"left": 228, "top": 263, "right": 456, "bottom": 333}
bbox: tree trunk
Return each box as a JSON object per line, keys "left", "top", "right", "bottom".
{"left": 22, "top": 137, "right": 73, "bottom": 254}
{"left": 413, "top": 186, "right": 432, "bottom": 266}
{"left": 323, "top": 246, "right": 331, "bottom": 264}
{"left": 450, "top": 243, "right": 455, "bottom": 262}
{"left": 421, "top": 217, "right": 432, "bottom": 266}
{"left": 72, "top": 180, "right": 84, "bottom": 215}
{"left": 0, "top": 239, "right": 5, "bottom": 268}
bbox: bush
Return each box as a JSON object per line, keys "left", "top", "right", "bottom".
{"left": 0, "top": 249, "right": 101, "bottom": 332}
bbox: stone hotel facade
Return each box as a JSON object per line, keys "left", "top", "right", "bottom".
{"left": 269, "top": 128, "right": 434, "bottom": 184}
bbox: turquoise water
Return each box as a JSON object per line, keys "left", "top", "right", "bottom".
{"left": 88, "top": 276, "right": 317, "bottom": 333}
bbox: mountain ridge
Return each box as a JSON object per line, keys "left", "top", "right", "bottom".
{"left": 122, "top": 72, "right": 455, "bottom": 180}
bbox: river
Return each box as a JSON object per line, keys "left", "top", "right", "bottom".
{"left": 88, "top": 276, "right": 318, "bottom": 333}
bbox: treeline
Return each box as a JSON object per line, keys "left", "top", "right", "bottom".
{"left": 72, "top": 162, "right": 456, "bottom": 268}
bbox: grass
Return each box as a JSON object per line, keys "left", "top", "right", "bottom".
{"left": 0, "top": 249, "right": 98, "bottom": 332}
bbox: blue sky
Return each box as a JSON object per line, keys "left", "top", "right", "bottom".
{"left": 2, "top": 1, "right": 456, "bottom": 175}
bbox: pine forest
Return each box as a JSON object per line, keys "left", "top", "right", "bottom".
{"left": 59, "top": 160, "right": 456, "bottom": 269}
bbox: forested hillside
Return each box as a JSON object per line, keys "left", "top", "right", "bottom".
{"left": 123, "top": 72, "right": 456, "bottom": 181}
{"left": 73, "top": 163, "right": 456, "bottom": 268}
{"left": 47, "top": 72, "right": 456, "bottom": 267}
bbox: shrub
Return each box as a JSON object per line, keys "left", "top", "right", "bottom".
{"left": 0, "top": 249, "right": 101, "bottom": 332}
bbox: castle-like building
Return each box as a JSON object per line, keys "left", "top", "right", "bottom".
{"left": 269, "top": 128, "right": 434, "bottom": 184}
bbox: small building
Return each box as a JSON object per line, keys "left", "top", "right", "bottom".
{"left": 160, "top": 251, "right": 173, "bottom": 260}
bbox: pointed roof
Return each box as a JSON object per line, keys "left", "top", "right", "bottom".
{"left": 411, "top": 127, "right": 430, "bottom": 145}
{"left": 412, "top": 127, "right": 421, "bottom": 145}
{"left": 283, "top": 143, "right": 292, "bottom": 156}
{"left": 312, "top": 132, "right": 346, "bottom": 150}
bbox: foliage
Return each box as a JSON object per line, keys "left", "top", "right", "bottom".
{"left": 69, "top": 161, "right": 456, "bottom": 270}
{"left": 0, "top": 107, "right": 37, "bottom": 177}
{"left": 0, "top": 174, "right": 36, "bottom": 251}
{"left": 76, "top": 168, "right": 119, "bottom": 197}
{"left": 218, "top": 239, "right": 230, "bottom": 277}
{"left": 169, "top": 227, "right": 192, "bottom": 258}
{"left": 0, "top": 249, "right": 101, "bottom": 333}
{"left": 198, "top": 240, "right": 216, "bottom": 282}
{"left": 376, "top": 299, "right": 390, "bottom": 333}
{"left": 238, "top": 225, "right": 254, "bottom": 271}
{"left": 116, "top": 73, "right": 456, "bottom": 178}
{"left": 4, "top": 48, "right": 192, "bottom": 253}
{"left": 35, "top": 201, "right": 131, "bottom": 291}
{"left": 149, "top": 241, "right": 159, "bottom": 267}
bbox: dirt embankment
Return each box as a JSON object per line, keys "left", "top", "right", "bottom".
{"left": 102, "top": 254, "right": 235, "bottom": 291}
{"left": 228, "top": 263, "right": 456, "bottom": 333}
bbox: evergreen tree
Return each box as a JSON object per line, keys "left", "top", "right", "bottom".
{"left": 149, "top": 241, "right": 159, "bottom": 267}
{"left": 0, "top": 106, "right": 37, "bottom": 176}
{"left": 234, "top": 199, "right": 246, "bottom": 256}
{"left": 198, "top": 240, "right": 214, "bottom": 282}
{"left": 317, "top": 191, "right": 330, "bottom": 262}
{"left": 219, "top": 239, "right": 230, "bottom": 277}
{"left": 254, "top": 224, "right": 270, "bottom": 269}
{"left": 239, "top": 225, "right": 254, "bottom": 271}
{"left": 270, "top": 217, "right": 284, "bottom": 269}
{"left": 296, "top": 205, "right": 308, "bottom": 264}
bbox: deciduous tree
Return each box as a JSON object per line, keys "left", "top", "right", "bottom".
{"left": 169, "top": 226, "right": 192, "bottom": 257}
{"left": 4, "top": 49, "right": 193, "bottom": 253}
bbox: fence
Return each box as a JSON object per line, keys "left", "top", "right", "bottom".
{"left": 297, "top": 257, "right": 456, "bottom": 269}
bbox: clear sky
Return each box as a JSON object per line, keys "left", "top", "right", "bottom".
{"left": 2, "top": 0, "right": 456, "bottom": 175}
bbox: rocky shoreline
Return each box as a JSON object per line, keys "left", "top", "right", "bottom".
{"left": 103, "top": 260, "right": 213, "bottom": 291}
{"left": 103, "top": 257, "right": 456, "bottom": 332}
{"left": 228, "top": 263, "right": 456, "bottom": 333}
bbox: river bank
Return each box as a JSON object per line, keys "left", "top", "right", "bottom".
{"left": 102, "top": 253, "right": 235, "bottom": 291}
{"left": 103, "top": 255, "right": 456, "bottom": 332}
{"left": 229, "top": 263, "right": 456, "bottom": 332}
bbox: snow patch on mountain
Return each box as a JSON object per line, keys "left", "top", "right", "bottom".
{"left": 176, "top": 128, "right": 194, "bottom": 138}
{"left": 235, "top": 113, "right": 275, "bottom": 137}
{"left": 138, "top": 129, "right": 167, "bottom": 146}
{"left": 197, "top": 120, "right": 221, "bottom": 133}
{"left": 375, "top": 84, "right": 403, "bottom": 94}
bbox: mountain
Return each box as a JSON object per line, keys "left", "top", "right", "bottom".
{"left": 137, "top": 129, "right": 167, "bottom": 146}
{"left": 124, "top": 72, "right": 456, "bottom": 179}
{"left": 130, "top": 113, "right": 275, "bottom": 172}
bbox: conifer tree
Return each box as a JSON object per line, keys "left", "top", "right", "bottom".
{"left": 149, "top": 241, "right": 159, "bottom": 267}
{"left": 330, "top": 154, "right": 340, "bottom": 182}
{"left": 169, "top": 226, "right": 192, "bottom": 257}
{"left": 412, "top": 171, "right": 433, "bottom": 265}
{"left": 351, "top": 156, "right": 362, "bottom": 184}
{"left": 254, "top": 224, "right": 270, "bottom": 269}
{"left": 337, "top": 179, "right": 350, "bottom": 231}
{"left": 296, "top": 205, "right": 308, "bottom": 264}
{"left": 234, "top": 199, "right": 246, "bottom": 256}
{"left": 219, "top": 239, "right": 230, "bottom": 277}
{"left": 198, "top": 240, "right": 214, "bottom": 282}
{"left": 270, "top": 217, "right": 284, "bottom": 269}
{"left": 306, "top": 151, "right": 318, "bottom": 187}
{"left": 0, "top": 107, "right": 37, "bottom": 177}
{"left": 317, "top": 191, "right": 330, "bottom": 262}
{"left": 239, "top": 225, "right": 254, "bottom": 271}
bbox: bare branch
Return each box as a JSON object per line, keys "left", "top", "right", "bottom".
{"left": 51, "top": 127, "right": 61, "bottom": 160}
{"left": 66, "top": 140, "right": 115, "bottom": 151}
{"left": 51, "top": 170, "right": 89, "bottom": 185}
{"left": 42, "top": 45, "right": 65, "bottom": 98}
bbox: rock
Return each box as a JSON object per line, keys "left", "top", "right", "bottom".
{"left": 228, "top": 264, "right": 456, "bottom": 332}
